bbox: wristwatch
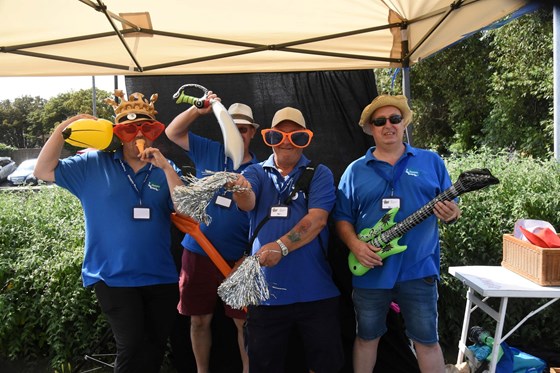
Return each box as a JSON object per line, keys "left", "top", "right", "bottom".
{"left": 276, "top": 239, "right": 289, "bottom": 256}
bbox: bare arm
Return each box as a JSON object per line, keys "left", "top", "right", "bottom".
{"left": 165, "top": 91, "right": 218, "bottom": 150}
{"left": 34, "top": 114, "right": 96, "bottom": 183}
{"left": 335, "top": 220, "right": 383, "bottom": 269}
{"left": 257, "top": 208, "right": 329, "bottom": 267}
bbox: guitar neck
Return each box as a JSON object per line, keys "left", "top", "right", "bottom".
{"left": 374, "top": 185, "right": 460, "bottom": 247}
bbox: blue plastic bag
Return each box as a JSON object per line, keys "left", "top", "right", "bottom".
{"left": 495, "top": 342, "right": 514, "bottom": 373}
{"left": 494, "top": 343, "right": 546, "bottom": 373}
{"left": 510, "top": 346, "right": 546, "bottom": 373}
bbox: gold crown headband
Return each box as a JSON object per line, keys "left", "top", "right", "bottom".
{"left": 105, "top": 90, "right": 159, "bottom": 124}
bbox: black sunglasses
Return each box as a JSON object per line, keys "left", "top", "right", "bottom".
{"left": 371, "top": 114, "right": 403, "bottom": 127}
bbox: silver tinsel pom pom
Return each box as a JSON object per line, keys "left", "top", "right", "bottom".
{"left": 172, "top": 171, "right": 248, "bottom": 225}
{"left": 217, "top": 255, "right": 270, "bottom": 309}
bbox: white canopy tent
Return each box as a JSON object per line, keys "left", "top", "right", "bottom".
{"left": 4, "top": 0, "right": 555, "bottom": 158}
{"left": 1, "top": 0, "right": 528, "bottom": 76}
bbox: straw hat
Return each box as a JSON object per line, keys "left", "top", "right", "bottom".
{"left": 358, "top": 95, "right": 413, "bottom": 135}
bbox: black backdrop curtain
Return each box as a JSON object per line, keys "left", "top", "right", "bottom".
{"left": 127, "top": 70, "right": 420, "bottom": 373}
{"left": 127, "top": 70, "right": 376, "bottom": 183}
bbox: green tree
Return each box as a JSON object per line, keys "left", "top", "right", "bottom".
{"left": 410, "top": 34, "right": 494, "bottom": 155}
{"left": 374, "top": 8, "right": 553, "bottom": 159}
{"left": 41, "top": 88, "right": 114, "bottom": 136}
{"left": 375, "top": 34, "right": 494, "bottom": 155}
{"left": 0, "top": 96, "right": 45, "bottom": 148}
{"left": 0, "top": 88, "right": 114, "bottom": 149}
{"left": 484, "top": 8, "right": 553, "bottom": 158}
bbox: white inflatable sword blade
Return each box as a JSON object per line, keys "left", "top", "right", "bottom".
{"left": 211, "top": 101, "right": 244, "bottom": 170}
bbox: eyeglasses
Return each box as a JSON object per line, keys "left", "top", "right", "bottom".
{"left": 261, "top": 129, "right": 314, "bottom": 148}
{"left": 113, "top": 121, "right": 165, "bottom": 143}
{"left": 371, "top": 115, "right": 403, "bottom": 127}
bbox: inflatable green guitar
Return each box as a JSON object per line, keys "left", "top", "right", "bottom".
{"left": 348, "top": 168, "right": 499, "bottom": 276}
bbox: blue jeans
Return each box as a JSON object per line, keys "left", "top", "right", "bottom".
{"left": 352, "top": 276, "right": 440, "bottom": 344}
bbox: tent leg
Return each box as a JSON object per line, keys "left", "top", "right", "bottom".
{"left": 402, "top": 67, "right": 413, "bottom": 145}
{"left": 554, "top": 5, "right": 560, "bottom": 161}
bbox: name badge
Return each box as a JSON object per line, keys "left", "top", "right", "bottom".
{"left": 270, "top": 205, "right": 289, "bottom": 218}
{"left": 133, "top": 206, "right": 151, "bottom": 220}
{"left": 215, "top": 195, "right": 232, "bottom": 208}
{"left": 381, "top": 197, "right": 401, "bottom": 210}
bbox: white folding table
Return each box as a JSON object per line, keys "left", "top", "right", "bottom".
{"left": 448, "top": 265, "right": 560, "bottom": 373}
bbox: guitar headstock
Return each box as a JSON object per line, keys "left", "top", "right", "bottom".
{"left": 455, "top": 168, "right": 500, "bottom": 194}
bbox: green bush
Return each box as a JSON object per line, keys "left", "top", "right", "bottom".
{"left": 439, "top": 148, "right": 560, "bottom": 359}
{"left": 0, "top": 187, "right": 108, "bottom": 370}
{"left": 0, "top": 143, "right": 16, "bottom": 157}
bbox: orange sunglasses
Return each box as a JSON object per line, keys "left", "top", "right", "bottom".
{"left": 261, "top": 129, "right": 314, "bottom": 148}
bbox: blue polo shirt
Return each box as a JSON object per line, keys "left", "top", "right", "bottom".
{"left": 54, "top": 149, "right": 180, "bottom": 287}
{"left": 242, "top": 154, "right": 340, "bottom": 305}
{"left": 333, "top": 143, "right": 452, "bottom": 289}
{"left": 181, "top": 133, "right": 258, "bottom": 260}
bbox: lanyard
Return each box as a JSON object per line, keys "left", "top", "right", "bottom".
{"left": 273, "top": 171, "right": 296, "bottom": 205}
{"left": 371, "top": 155, "right": 409, "bottom": 196}
{"left": 119, "top": 160, "right": 153, "bottom": 205}
{"left": 223, "top": 154, "right": 229, "bottom": 172}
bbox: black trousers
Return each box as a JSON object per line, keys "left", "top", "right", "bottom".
{"left": 246, "top": 297, "right": 344, "bottom": 373}
{"left": 94, "top": 281, "right": 179, "bottom": 373}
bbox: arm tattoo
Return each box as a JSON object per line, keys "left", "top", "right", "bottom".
{"left": 287, "top": 218, "right": 312, "bottom": 243}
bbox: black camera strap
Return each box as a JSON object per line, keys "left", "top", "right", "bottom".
{"left": 245, "top": 163, "right": 317, "bottom": 255}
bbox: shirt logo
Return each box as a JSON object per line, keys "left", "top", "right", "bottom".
{"left": 148, "top": 182, "right": 161, "bottom": 191}
{"left": 405, "top": 168, "right": 419, "bottom": 177}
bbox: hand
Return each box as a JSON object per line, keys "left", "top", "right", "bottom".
{"left": 434, "top": 200, "right": 461, "bottom": 223}
{"left": 140, "top": 147, "right": 170, "bottom": 170}
{"left": 56, "top": 113, "right": 97, "bottom": 134}
{"left": 197, "top": 90, "right": 220, "bottom": 115}
{"left": 228, "top": 174, "right": 252, "bottom": 193}
{"left": 351, "top": 238, "right": 383, "bottom": 269}
{"left": 255, "top": 242, "right": 283, "bottom": 267}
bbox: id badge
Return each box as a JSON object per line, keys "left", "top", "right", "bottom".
{"left": 215, "top": 195, "right": 232, "bottom": 208}
{"left": 270, "top": 205, "right": 289, "bottom": 218}
{"left": 381, "top": 197, "right": 401, "bottom": 210}
{"left": 133, "top": 206, "right": 151, "bottom": 220}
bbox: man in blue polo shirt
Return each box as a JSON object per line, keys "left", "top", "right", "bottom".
{"left": 333, "top": 94, "right": 461, "bottom": 373}
{"left": 166, "top": 94, "right": 259, "bottom": 373}
{"left": 231, "top": 107, "right": 344, "bottom": 373}
{"left": 34, "top": 90, "right": 184, "bottom": 373}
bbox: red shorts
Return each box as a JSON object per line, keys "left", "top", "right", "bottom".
{"left": 178, "top": 249, "right": 246, "bottom": 320}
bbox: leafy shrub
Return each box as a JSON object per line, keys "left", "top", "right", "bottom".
{"left": 0, "top": 142, "right": 16, "bottom": 157}
{"left": 0, "top": 187, "right": 108, "bottom": 370}
{"left": 438, "top": 148, "right": 560, "bottom": 359}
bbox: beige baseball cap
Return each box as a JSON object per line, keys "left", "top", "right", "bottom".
{"left": 271, "top": 107, "right": 306, "bottom": 129}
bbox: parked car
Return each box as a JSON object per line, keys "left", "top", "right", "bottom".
{"left": 0, "top": 156, "right": 17, "bottom": 183}
{"left": 7, "top": 158, "right": 38, "bottom": 186}
{"left": 24, "top": 173, "right": 39, "bottom": 186}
